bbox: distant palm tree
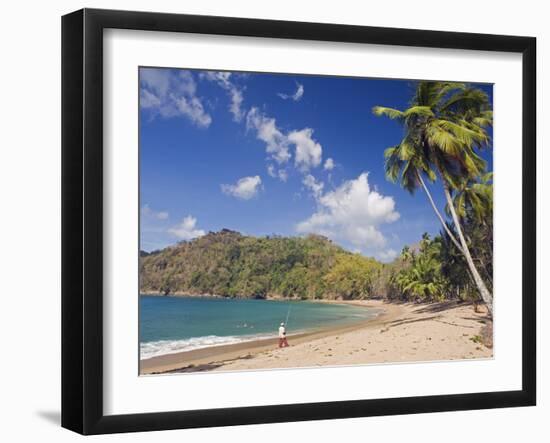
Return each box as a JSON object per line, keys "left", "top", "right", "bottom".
{"left": 373, "top": 81, "right": 493, "bottom": 315}
{"left": 400, "top": 245, "right": 413, "bottom": 262}
{"left": 395, "top": 237, "right": 446, "bottom": 302}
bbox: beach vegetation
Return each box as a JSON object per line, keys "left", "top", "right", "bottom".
{"left": 373, "top": 81, "right": 493, "bottom": 314}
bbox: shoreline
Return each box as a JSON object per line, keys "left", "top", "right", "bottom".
{"left": 140, "top": 300, "right": 403, "bottom": 374}
{"left": 140, "top": 291, "right": 334, "bottom": 300}
{"left": 140, "top": 299, "right": 493, "bottom": 374}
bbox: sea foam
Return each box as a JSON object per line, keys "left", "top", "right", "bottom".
{"left": 140, "top": 334, "right": 275, "bottom": 359}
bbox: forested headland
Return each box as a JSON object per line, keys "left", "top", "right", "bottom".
{"left": 140, "top": 226, "right": 491, "bottom": 304}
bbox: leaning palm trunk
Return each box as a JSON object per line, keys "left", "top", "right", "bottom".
{"left": 443, "top": 184, "right": 493, "bottom": 316}
{"left": 416, "top": 172, "right": 464, "bottom": 254}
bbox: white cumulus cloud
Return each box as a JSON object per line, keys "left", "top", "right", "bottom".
{"left": 246, "top": 108, "right": 291, "bottom": 164}
{"left": 140, "top": 68, "right": 212, "bottom": 128}
{"left": 168, "top": 216, "right": 206, "bottom": 240}
{"left": 172, "top": 94, "right": 212, "bottom": 128}
{"left": 302, "top": 174, "right": 324, "bottom": 199}
{"left": 289, "top": 128, "right": 323, "bottom": 172}
{"left": 246, "top": 106, "right": 325, "bottom": 174}
{"left": 267, "top": 164, "right": 289, "bottom": 182}
{"left": 277, "top": 169, "right": 288, "bottom": 182}
{"left": 141, "top": 204, "right": 169, "bottom": 220}
{"left": 296, "top": 173, "right": 400, "bottom": 253}
{"left": 140, "top": 89, "right": 161, "bottom": 109}
{"left": 278, "top": 82, "right": 304, "bottom": 101}
{"left": 324, "top": 158, "right": 335, "bottom": 171}
{"left": 378, "top": 249, "right": 398, "bottom": 262}
{"left": 201, "top": 71, "right": 245, "bottom": 122}
{"left": 221, "top": 175, "right": 262, "bottom": 200}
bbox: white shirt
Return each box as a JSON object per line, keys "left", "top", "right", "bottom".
{"left": 278, "top": 326, "right": 286, "bottom": 338}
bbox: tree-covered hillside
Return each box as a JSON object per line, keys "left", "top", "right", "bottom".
{"left": 140, "top": 227, "right": 492, "bottom": 304}
{"left": 140, "top": 229, "right": 383, "bottom": 299}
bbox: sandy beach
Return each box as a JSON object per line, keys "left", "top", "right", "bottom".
{"left": 140, "top": 299, "right": 492, "bottom": 374}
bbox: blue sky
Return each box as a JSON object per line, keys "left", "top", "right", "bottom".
{"left": 139, "top": 67, "right": 492, "bottom": 261}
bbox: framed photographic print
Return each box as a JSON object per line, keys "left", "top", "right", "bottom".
{"left": 61, "top": 8, "right": 536, "bottom": 435}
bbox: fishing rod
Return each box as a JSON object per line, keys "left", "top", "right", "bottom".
{"left": 284, "top": 303, "right": 292, "bottom": 329}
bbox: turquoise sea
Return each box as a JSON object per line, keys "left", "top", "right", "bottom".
{"left": 140, "top": 295, "right": 380, "bottom": 359}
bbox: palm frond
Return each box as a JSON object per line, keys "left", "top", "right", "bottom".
{"left": 372, "top": 106, "right": 405, "bottom": 120}
{"left": 433, "top": 82, "right": 467, "bottom": 104}
{"left": 434, "top": 119, "right": 487, "bottom": 147}
{"left": 403, "top": 106, "right": 435, "bottom": 119}
{"left": 426, "top": 124, "right": 462, "bottom": 156}
{"left": 440, "top": 87, "right": 489, "bottom": 112}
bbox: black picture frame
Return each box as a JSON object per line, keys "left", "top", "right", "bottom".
{"left": 61, "top": 8, "right": 536, "bottom": 435}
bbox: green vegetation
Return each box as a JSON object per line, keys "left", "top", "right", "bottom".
{"left": 386, "top": 228, "right": 492, "bottom": 305}
{"left": 389, "top": 235, "right": 448, "bottom": 302}
{"left": 140, "top": 226, "right": 492, "bottom": 304}
{"left": 469, "top": 335, "right": 483, "bottom": 344}
{"left": 323, "top": 253, "right": 381, "bottom": 299}
{"left": 373, "top": 81, "right": 493, "bottom": 314}
{"left": 140, "top": 229, "right": 382, "bottom": 300}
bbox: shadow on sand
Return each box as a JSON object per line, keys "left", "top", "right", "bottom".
{"left": 155, "top": 353, "right": 256, "bottom": 374}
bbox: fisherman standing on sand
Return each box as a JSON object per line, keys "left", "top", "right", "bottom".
{"left": 278, "top": 322, "right": 289, "bottom": 348}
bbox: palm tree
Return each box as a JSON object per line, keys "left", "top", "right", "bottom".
{"left": 395, "top": 236, "right": 446, "bottom": 302}
{"left": 400, "top": 245, "right": 414, "bottom": 262}
{"left": 447, "top": 175, "right": 494, "bottom": 291}
{"left": 373, "top": 81, "right": 493, "bottom": 315}
{"left": 447, "top": 172, "right": 493, "bottom": 225}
